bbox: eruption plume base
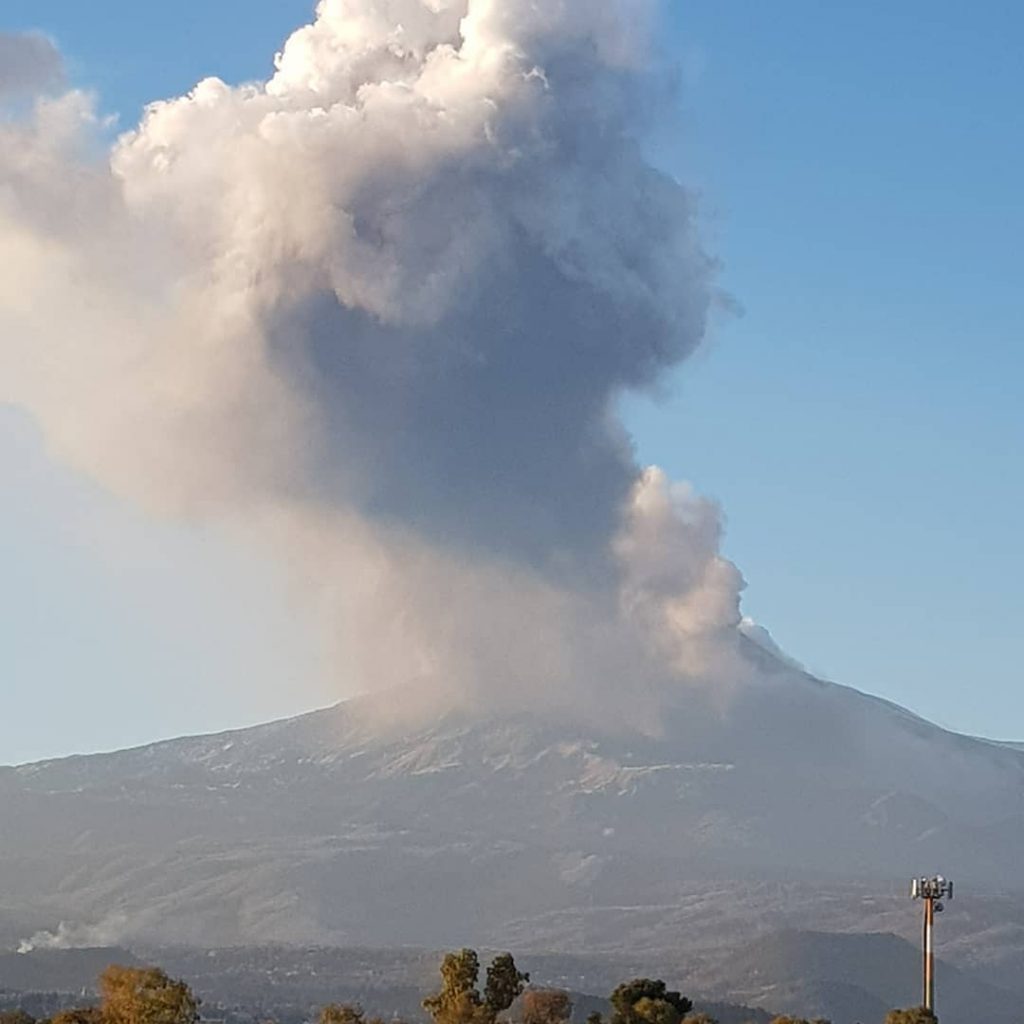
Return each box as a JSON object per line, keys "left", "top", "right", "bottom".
{"left": 0, "top": 0, "right": 746, "bottom": 727}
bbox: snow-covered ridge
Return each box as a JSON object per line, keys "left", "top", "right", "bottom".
{"left": 2, "top": 648, "right": 1024, "bottom": 957}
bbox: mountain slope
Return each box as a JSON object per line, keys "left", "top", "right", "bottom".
{"left": 1, "top": 647, "right": 1023, "bottom": 968}
{"left": 682, "top": 929, "right": 1018, "bottom": 1024}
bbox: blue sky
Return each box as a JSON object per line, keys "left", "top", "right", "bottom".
{"left": 1, "top": 1, "right": 1021, "bottom": 762}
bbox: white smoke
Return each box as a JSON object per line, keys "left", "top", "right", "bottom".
{"left": 0, "top": 32, "right": 64, "bottom": 98}
{"left": 17, "top": 914, "right": 130, "bottom": 953}
{"left": 0, "top": 0, "right": 751, "bottom": 729}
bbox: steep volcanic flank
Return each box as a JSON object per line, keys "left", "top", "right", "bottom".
{"left": 1, "top": 639, "right": 1022, "bottom": 957}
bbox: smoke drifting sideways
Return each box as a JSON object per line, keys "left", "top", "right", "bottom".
{"left": 17, "top": 914, "right": 131, "bottom": 955}
{"left": 0, "top": 0, "right": 753, "bottom": 732}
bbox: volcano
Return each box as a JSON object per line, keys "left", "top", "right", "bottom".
{"left": 2, "top": 633, "right": 1022, "bottom": 961}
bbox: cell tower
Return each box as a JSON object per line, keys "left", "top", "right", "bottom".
{"left": 910, "top": 875, "right": 954, "bottom": 1014}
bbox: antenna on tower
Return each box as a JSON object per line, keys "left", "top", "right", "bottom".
{"left": 910, "top": 875, "right": 954, "bottom": 1014}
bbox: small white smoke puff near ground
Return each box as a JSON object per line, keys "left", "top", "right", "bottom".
{"left": 17, "top": 914, "right": 130, "bottom": 953}
{"left": 0, "top": 0, "right": 751, "bottom": 730}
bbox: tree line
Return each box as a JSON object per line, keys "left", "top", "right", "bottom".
{"left": 0, "top": 951, "right": 939, "bottom": 1024}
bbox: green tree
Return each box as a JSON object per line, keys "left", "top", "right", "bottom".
{"left": 320, "top": 1005, "right": 363, "bottom": 1024}
{"left": 609, "top": 980, "right": 692, "bottom": 1024}
{"left": 0, "top": 1012, "right": 37, "bottom": 1024}
{"left": 586, "top": 1012, "right": 605, "bottom": 1024}
{"left": 46, "top": 1010, "right": 103, "bottom": 1024}
{"left": 424, "top": 950, "right": 528, "bottom": 1024}
{"left": 99, "top": 965, "right": 199, "bottom": 1024}
{"left": 522, "top": 990, "right": 572, "bottom": 1024}
{"left": 684, "top": 1015, "right": 719, "bottom": 1024}
{"left": 885, "top": 1009, "right": 937, "bottom": 1024}
{"left": 424, "top": 949, "right": 483, "bottom": 1024}
{"left": 319, "top": 1005, "right": 387, "bottom": 1024}
{"left": 484, "top": 954, "right": 529, "bottom": 1018}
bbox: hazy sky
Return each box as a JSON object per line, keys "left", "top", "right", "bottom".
{"left": 1, "top": 1, "right": 1021, "bottom": 763}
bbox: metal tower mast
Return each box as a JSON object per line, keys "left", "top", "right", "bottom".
{"left": 910, "top": 875, "right": 954, "bottom": 1013}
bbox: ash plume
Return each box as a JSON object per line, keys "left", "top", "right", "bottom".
{"left": 0, "top": 0, "right": 750, "bottom": 729}
{"left": 0, "top": 32, "right": 64, "bottom": 98}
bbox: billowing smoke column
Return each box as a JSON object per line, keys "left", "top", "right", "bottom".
{"left": 0, "top": 32, "right": 63, "bottom": 97}
{"left": 0, "top": 0, "right": 748, "bottom": 729}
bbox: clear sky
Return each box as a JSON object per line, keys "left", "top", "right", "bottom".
{"left": 1, "top": 1, "right": 1021, "bottom": 763}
